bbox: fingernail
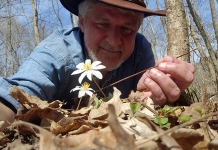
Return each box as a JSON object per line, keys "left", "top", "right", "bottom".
{"left": 144, "top": 77, "right": 151, "bottom": 84}
{"left": 158, "top": 63, "right": 166, "bottom": 70}
{"left": 149, "top": 68, "right": 160, "bottom": 76}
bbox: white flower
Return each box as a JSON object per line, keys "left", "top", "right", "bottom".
{"left": 71, "top": 59, "right": 106, "bottom": 83}
{"left": 70, "top": 82, "right": 94, "bottom": 98}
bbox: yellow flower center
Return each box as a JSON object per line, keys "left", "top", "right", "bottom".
{"left": 82, "top": 82, "right": 90, "bottom": 90}
{"left": 83, "top": 62, "right": 92, "bottom": 70}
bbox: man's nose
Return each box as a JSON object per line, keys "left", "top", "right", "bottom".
{"left": 106, "top": 28, "right": 122, "bottom": 47}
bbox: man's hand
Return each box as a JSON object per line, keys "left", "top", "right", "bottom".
{"left": 0, "top": 102, "right": 15, "bottom": 130}
{"left": 137, "top": 56, "right": 195, "bottom": 106}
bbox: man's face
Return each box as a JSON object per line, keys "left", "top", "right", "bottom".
{"left": 79, "top": 3, "right": 140, "bottom": 71}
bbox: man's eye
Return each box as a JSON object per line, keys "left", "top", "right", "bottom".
{"left": 122, "top": 27, "right": 133, "bottom": 34}
{"left": 96, "top": 23, "right": 109, "bottom": 28}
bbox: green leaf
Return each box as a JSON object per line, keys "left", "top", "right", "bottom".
{"left": 130, "top": 103, "right": 141, "bottom": 115}
{"left": 158, "top": 105, "right": 179, "bottom": 116}
{"left": 102, "top": 93, "right": 113, "bottom": 102}
{"left": 161, "top": 122, "right": 171, "bottom": 128}
{"left": 168, "top": 107, "right": 179, "bottom": 114}
{"left": 93, "top": 96, "right": 102, "bottom": 109}
{"left": 178, "top": 114, "right": 190, "bottom": 123}
{"left": 159, "top": 117, "right": 168, "bottom": 125}
{"left": 107, "top": 93, "right": 113, "bottom": 100}
{"left": 195, "top": 108, "right": 204, "bottom": 116}
{"left": 158, "top": 105, "right": 168, "bottom": 113}
{"left": 154, "top": 117, "right": 168, "bottom": 125}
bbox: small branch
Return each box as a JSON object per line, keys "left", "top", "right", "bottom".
{"left": 92, "top": 76, "right": 107, "bottom": 98}
{"left": 136, "top": 111, "right": 218, "bottom": 148}
{"left": 95, "top": 49, "right": 197, "bottom": 93}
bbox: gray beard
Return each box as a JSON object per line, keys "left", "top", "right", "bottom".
{"left": 88, "top": 51, "right": 124, "bottom": 71}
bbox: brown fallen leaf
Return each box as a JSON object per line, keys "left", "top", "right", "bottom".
{"left": 68, "top": 125, "right": 92, "bottom": 135}
{"left": 69, "top": 105, "right": 93, "bottom": 117}
{"left": 66, "top": 126, "right": 117, "bottom": 149}
{"left": 137, "top": 116, "right": 183, "bottom": 150}
{"left": 208, "top": 136, "right": 218, "bottom": 149}
{"left": 0, "top": 132, "right": 8, "bottom": 146}
{"left": 171, "top": 128, "right": 205, "bottom": 149}
{"left": 171, "top": 128, "right": 204, "bottom": 139}
{"left": 10, "top": 86, "right": 50, "bottom": 109}
{"left": 15, "top": 107, "right": 65, "bottom": 125}
{"left": 107, "top": 104, "right": 138, "bottom": 150}
{"left": 12, "top": 121, "right": 73, "bottom": 150}
{"left": 89, "top": 87, "right": 123, "bottom": 119}
{"left": 119, "top": 117, "right": 157, "bottom": 140}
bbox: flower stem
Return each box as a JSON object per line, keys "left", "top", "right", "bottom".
{"left": 76, "top": 97, "right": 83, "bottom": 111}
{"left": 92, "top": 76, "right": 107, "bottom": 98}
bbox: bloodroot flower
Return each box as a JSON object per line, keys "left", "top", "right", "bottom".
{"left": 70, "top": 82, "right": 94, "bottom": 98}
{"left": 71, "top": 59, "right": 106, "bottom": 83}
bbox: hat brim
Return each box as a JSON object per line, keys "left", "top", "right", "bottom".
{"left": 60, "top": 0, "right": 166, "bottom": 17}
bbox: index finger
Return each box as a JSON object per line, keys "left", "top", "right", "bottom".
{"left": 156, "top": 56, "right": 195, "bottom": 73}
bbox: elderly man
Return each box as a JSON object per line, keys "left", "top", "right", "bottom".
{"left": 0, "top": 0, "right": 195, "bottom": 129}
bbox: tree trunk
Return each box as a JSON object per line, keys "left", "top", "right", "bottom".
{"left": 189, "top": 22, "right": 218, "bottom": 90}
{"left": 147, "top": 17, "right": 158, "bottom": 61}
{"left": 156, "top": 0, "right": 168, "bottom": 34}
{"left": 210, "top": 0, "right": 218, "bottom": 47}
{"left": 30, "top": 0, "right": 40, "bottom": 45}
{"left": 51, "top": 0, "right": 63, "bottom": 28}
{"left": 186, "top": 0, "right": 218, "bottom": 75}
{"left": 164, "top": 0, "right": 190, "bottom": 62}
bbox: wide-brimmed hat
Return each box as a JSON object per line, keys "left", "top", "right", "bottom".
{"left": 60, "top": 0, "right": 166, "bottom": 17}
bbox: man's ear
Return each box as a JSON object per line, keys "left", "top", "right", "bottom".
{"left": 78, "top": 13, "right": 84, "bottom": 33}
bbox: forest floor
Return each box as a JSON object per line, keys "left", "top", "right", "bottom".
{"left": 0, "top": 86, "right": 218, "bottom": 150}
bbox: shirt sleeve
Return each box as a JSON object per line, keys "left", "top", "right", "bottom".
{"left": 0, "top": 28, "right": 84, "bottom": 110}
{"left": 0, "top": 41, "right": 65, "bottom": 110}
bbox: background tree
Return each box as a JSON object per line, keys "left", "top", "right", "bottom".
{"left": 185, "top": 0, "right": 218, "bottom": 97}
{"left": 164, "top": 0, "right": 189, "bottom": 62}
{"left": 30, "top": 0, "right": 40, "bottom": 45}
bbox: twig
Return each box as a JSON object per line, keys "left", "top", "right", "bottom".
{"left": 135, "top": 111, "right": 218, "bottom": 147}
{"left": 175, "top": 48, "right": 197, "bottom": 58}
{"left": 137, "top": 116, "right": 183, "bottom": 150}
{"left": 141, "top": 100, "right": 158, "bottom": 115}
{"left": 92, "top": 76, "right": 107, "bottom": 98}
{"left": 95, "top": 49, "right": 197, "bottom": 93}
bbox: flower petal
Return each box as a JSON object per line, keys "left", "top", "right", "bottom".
{"left": 71, "top": 86, "right": 81, "bottom": 92}
{"left": 93, "top": 65, "right": 106, "bottom": 70}
{"left": 78, "top": 91, "right": 85, "bottom": 98}
{"left": 85, "top": 91, "right": 93, "bottom": 97}
{"left": 76, "top": 62, "right": 85, "bottom": 69}
{"left": 79, "top": 71, "right": 87, "bottom": 83}
{"left": 71, "top": 69, "right": 84, "bottom": 75}
{"left": 91, "top": 70, "right": 103, "bottom": 79}
{"left": 85, "top": 59, "right": 91, "bottom": 65}
{"left": 92, "top": 61, "right": 102, "bottom": 68}
{"left": 88, "top": 87, "right": 94, "bottom": 91}
{"left": 87, "top": 70, "right": 92, "bottom": 81}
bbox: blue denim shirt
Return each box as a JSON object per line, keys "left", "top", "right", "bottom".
{"left": 0, "top": 27, "right": 155, "bottom": 110}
